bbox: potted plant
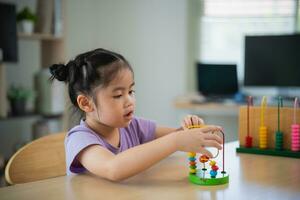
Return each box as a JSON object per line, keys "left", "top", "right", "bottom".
{"left": 17, "top": 7, "right": 37, "bottom": 34}
{"left": 7, "top": 86, "right": 32, "bottom": 116}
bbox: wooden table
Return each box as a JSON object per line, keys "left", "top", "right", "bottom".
{"left": 1, "top": 141, "right": 300, "bottom": 200}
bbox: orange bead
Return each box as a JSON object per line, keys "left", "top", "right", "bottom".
{"left": 199, "top": 155, "right": 209, "bottom": 163}
{"left": 189, "top": 161, "right": 197, "bottom": 166}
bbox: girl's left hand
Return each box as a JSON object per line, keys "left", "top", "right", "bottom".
{"left": 181, "top": 115, "right": 204, "bottom": 130}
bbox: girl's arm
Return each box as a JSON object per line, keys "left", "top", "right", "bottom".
{"left": 154, "top": 126, "right": 180, "bottom": 138}
{"left": 78, "top": 125, "right": 222, "bottom": 182}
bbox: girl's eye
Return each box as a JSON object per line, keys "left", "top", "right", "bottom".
{"left": 113, "top": 95, "right": 122, "bottom": 99}
{"left": 129, "top": 90, "right": 135, "bottom": 95}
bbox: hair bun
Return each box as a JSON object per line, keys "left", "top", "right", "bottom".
{"left": 50, "top": 64, "right": 68, "bottom": 81}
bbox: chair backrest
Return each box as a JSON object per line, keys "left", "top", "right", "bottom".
{"left": 5, "top": 132, "right": 66, "bottom": 185}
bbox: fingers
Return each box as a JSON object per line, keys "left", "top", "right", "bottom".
{"left": 197, "top": 117, "right": 205, "bottom": 125}
{"left": 180, "top": 122, "right": 188, "bottom": 130}
{"left": 198, "top": 148, "right": 213, "bottom": 158}
{"left": 204, "top": 134, "right": 223, "bottom": 145}
{"left": 184, "top": 117, "right": 192, "bottom": 127}
{"left": 202, "top": 140, "right": 222, "bottom": 150}
{"left": 199, "top": 125, "right": 222, "bottom": 133}
{"left": 191, "top": 115, "right": 203, "bottom": 126}
{"left": 183, "top": 115, "right": 204, "bottom": 127}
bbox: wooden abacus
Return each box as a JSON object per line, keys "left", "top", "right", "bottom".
{"left": 236, "top": 96, "right": 300, "bottom": 158}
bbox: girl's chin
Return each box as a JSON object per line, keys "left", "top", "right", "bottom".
{"left": 123, "top": 118, "right": 133, "bottom": 125}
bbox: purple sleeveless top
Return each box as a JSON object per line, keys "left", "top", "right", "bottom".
{"left": 65, "top": 117, "right": 156, "bottom": 175}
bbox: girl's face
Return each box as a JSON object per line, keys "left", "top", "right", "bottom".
{"left": 92, "top": 68, "right": 136, "bottom": 128}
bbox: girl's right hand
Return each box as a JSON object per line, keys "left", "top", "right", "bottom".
{"left": 174, "top": 125, "right": 223, "bottom": 158}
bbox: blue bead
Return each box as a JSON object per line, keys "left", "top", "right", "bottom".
{"left": 188, "top": 157, "right": 196, "bottom": 161}
{"left": 210, "top": 170, "right": 217, "bottom": 178}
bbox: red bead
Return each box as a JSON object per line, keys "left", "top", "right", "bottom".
{"left": 212, "top": 165, "right": 219, "bottom": 171}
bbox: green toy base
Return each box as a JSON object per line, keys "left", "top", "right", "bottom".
{"left": 189, "top": 170, "right": 229, "bottom": 185}
{"left": 236, "top": 146, "right": 300, "bottom": 158}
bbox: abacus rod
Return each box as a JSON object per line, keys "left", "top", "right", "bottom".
{"left": 220, "top": 130, "right": 225, "bottom": 173}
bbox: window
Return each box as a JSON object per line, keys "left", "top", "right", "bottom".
{"left": 198, "top": 0, "right": 299, "bottom": 81}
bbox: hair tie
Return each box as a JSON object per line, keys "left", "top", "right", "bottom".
{"left": 49, "top": 63, "right": 68, "bottom": 81}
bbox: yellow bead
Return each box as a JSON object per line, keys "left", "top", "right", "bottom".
{"left": 259, "top": 126, "right": 267, "bottom": 130}
{"left": 187, "top": 152, "right": 196, "bottom": 157}
{"left": 189, "top": 168, "right": 196, "bottom": 173}
{"left": 187, "top": 125, "right": 204, "bottom": 129}
{"left": 209, "top": 160, "right": 216, "bottom": 166}
{"left": 260, "top": 144, "right": 267, "bottom": 149}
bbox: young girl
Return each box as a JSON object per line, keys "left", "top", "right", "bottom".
{"left": 50, "top": 48, "right": 223, "bottom": 181}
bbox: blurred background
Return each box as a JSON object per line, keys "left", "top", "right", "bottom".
{"left": 0, "top": 0, "right": 300, "bottom": 186}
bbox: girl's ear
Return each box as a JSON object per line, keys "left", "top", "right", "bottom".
{"left": 77, "top": 95, "right": 94, "bottom": 112}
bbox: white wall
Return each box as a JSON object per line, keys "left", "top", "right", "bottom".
{"left": 66, "top": 0, "right": 192, "bottom": 127}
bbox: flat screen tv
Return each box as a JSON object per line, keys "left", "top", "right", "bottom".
{"left": 0, "top": 3, "right": 18, "bottom": 62}
{"left": 244, "top": 34, "right": 300, "bottom": 88}
{"left": 196, "top": 63, "right": 238, "bottom": 97}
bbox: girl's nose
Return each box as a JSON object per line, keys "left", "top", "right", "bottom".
{"left": 126, "top": 94, "right": 135, "bottom": 107}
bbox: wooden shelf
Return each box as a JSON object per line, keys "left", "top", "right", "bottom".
{"left": 0, "top": 112, "right": 63, "bottom": 121}
{"left": 18, "top": 32, "right": 63, "bottom": 41}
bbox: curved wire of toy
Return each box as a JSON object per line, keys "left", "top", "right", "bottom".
{"left": 220, "top": 129, "right": 225, "bottom": 173}
{"left": 209, "top": 130, "right": 220, "bottom": 158}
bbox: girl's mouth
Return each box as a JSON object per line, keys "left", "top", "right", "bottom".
{"left": 124, "top": 111, "right": 134, "bottom": 119}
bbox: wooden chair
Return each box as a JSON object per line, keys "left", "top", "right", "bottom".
{"left": 5, "top": 132, "right": 67, "bottom": 185}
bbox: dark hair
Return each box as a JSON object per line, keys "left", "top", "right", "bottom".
{"left": 49, "top": 48, "right": 133, "bottom": 109}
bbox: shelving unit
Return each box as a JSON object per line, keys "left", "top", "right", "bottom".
{"left": 0, "top": 0, "right": 66, "bottom": 159}
{"left": 18, "top": 32, "right": 63, "bottom": 41}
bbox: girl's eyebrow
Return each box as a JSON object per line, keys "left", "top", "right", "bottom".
{"left": 112, "top": 82, "right": 135, "bottom": 92}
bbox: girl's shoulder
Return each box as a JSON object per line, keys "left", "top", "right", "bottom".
{"left": 65, "top": 120, "right": 101, "bottom": 145}
{"left": 67, "top": 120, "right": 92, "bottom": 137}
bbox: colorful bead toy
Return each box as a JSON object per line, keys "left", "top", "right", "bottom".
{"left": 237, "top": 95, "right": 300, "bottom": 158}
{"left": 187, "top": 125, "right": 229, "bottom": 185}
{"left": 245, "top": 96, "right": 253, "bottom": 148}
{"left": 259, "top": 96, "right": 268, "bottom": 149}
{"left": 275, "top": 97, "right": 283, "bottom": 151}
{"left": 209, "top": 160, "right": 219, "bottom": 178}
{"left": 188, "top": 152, "right": 197, "bottom": 174}
{"left": 291, "top": 98, "right": 300, "bottom": 152}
